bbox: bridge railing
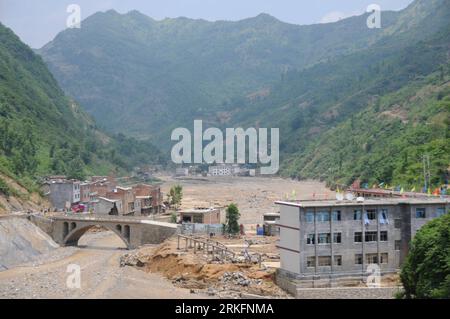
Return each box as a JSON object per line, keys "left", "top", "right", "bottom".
{"left": 51, "top": 213, "right": 160, "bottom": 224}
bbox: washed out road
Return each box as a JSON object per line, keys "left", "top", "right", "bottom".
{"left": 0, "top": 231, "right": 206, "bottom": 299}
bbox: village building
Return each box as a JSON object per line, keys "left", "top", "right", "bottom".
{"left": 90, "top": 176, "right": 116, "bottom": 197}
{"left": 132, "top": 184, "right": 163, "bottom": 215}
{"left": 105, "top": 186, "right": 137, "bottom": 216}
{"left": 96, "top": 197, "right": 123, "bottom": 215}
{"left": 179, "top": 208, "right": 221, "bottom": 224}
{"left": 274, "top": 197, "right": 449, "bottom": 292}
{"left": 263, "top": 212, "right": 280, "bottom": 236}
{"left": 47, "top": 179, "right": 81, "bottom": 211}
{"left": 79, "top": 182, "right": 99, "bottom": 212}
{"left": 175, "top": 167, "right": 189, "bottom": 176}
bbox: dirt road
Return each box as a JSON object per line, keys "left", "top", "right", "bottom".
{"left": 0, "top": 231, "right": 207, "bottom": 299}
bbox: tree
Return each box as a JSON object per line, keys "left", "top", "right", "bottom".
{"left": 168, "top": 185, "right": 183, "bottom": 210}
{"left": 67, "top": 156, "right": 86, "bottom": 180}
{"left": 225, "top": 203, "right": 240, "bottom": 235}
{"left": 399, "top": 212, "right": 450, "bottom": 299}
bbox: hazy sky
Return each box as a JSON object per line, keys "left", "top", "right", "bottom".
{"left": 0, "top": 0, "right": 414, "bottom": 49}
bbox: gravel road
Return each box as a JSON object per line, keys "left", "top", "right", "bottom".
{"left": 0, "top": 231, "right": 207, "bottom": 299}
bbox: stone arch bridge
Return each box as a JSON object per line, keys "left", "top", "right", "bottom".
{"left": 50, "top": 215, "right": 178, "bottom": 249}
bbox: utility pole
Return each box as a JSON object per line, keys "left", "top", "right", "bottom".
{"left": 422, "top": 155, "right": 431, "bottom": 192}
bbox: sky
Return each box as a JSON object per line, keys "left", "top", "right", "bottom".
{"left": 0, "top": 0, "right": 414, "bottom": 49}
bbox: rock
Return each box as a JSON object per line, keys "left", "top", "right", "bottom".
{"left": 207, "top": 288, "right": 216, "bottom": 296}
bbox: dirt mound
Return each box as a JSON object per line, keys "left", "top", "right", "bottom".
{"left": 126, "top": 239, "right": 289, "bottom": 298}
{"left": 0, "top": 217, "right": 59, "bottom": 271}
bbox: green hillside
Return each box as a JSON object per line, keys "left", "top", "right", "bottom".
{"left": 37, "top": 0, "right": 450, "bottom": 189}
{"left": 0, "top": 22, "right": 164, "bottom": 193}
{"left": 39, "top": 9, "right": 397, "bottom": 141}
{"left": 232, "top": 0, "right": 450, "bottom": 188}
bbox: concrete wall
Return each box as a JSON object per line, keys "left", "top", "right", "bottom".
{"left": 278, "top": 205, "right": 300, "bottom": 274}
{"left": 49, "top": 183, "right": 75, "bottom": 210}
{"left": 295, "top": 287, "right": 401, "bottom": 299}
{"left": 29, "top": 214, "right": 54, "bottom": 236}
{"left": 139, "top": 220, "right": 178, "bottom": 244}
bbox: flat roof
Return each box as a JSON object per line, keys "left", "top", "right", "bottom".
{"left": 275, "top": 197, "right": 449, "bottom": 208}
{"left": 98, "top": 197, "right": 120, "bottom": 203}
{"left": 179, "top": 208, "right": 219, "bottom": 214}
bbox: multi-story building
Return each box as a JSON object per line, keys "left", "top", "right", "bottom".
{"left": 47, "top": 179, "right": 81, "bottom": 211}
{"left": 90, "top": 177, "right": 116, "bottom": 197}
{"left": 105, "top": 187, "right": 136, "bottom": 216}
{"left": 132, "top": 184, "right": 163, "bottom": 215}
{"left": 209, "top": 164, "right": 232, "bottom": 176}
{"left": 275, "top": 197, "right": 449, "bottom": 291}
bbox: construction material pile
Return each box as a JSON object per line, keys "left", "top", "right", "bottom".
{"left": 120, "top": 236, "right": 290, "bottom": 298}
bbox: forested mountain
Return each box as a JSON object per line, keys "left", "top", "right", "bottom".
{"left": 39, "top": 7, "right": 397, "bottom": 140}
{"left": 38, "top": 0, "right": 450, "bottom": 188}
{"left": 232, "top": 0, "right": 450, "bottom": 187}
{"left": 0, "top": 22, "right": 164, "bottom": 195}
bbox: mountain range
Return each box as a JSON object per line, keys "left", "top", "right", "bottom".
{"left": 20, "top": 0, "right": 450, "bottom": 187}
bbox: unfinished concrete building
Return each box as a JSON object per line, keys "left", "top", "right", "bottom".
{"left": 275, "top": 197, "right": 449, "bottom": 292}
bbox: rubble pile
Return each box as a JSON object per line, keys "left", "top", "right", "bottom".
{"left": 119, "top": 251, "right": 150, "bottom": 267}
{"left": 220, "top": 271, "right": 263, "bottom": 287}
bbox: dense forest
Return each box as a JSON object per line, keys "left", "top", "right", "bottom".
{"left": 0, "top": 23, "right": 165, "bottom": 195}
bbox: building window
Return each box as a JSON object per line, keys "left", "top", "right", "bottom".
{"left": 355, "top": 254, "right": 363, "bottom": 265}
{"left": 366, "top": 210, "right": 377, "bottom": 220}
{"left": 365, "top": 231, "right": 378, "bottom": 242}
{"left": 306, "top": 212, "right": 314, "bottom": 223}
{"left": 333, "top": 232, "right": 342, "bottom": 244}
{"left": 395, "top": 240, "right": 401, "bottom": 251}
{"left": 416, "top": 208, "right": 426, "bottom": 219}
{"left": 318, "top": 233, "right": 331, "bottom": 244}
{"left": 316, "top": 211, "right": 330, "bottom": 222}
{"left": 306, "top": 234, "right": 315, "bottom": 245}
{"left": 332, "top": 210, "right": 341, "bottom": 221}
{"left": 436, "top": 207, "right": 446, "bottom": 217}
{"left": 334, "top": 255, "right": 342, "bottom": 266}
{"left": 394, "top": 219, "right": 401, "bottom": 229}
{"left": 380, "top": 231, "right": 388, "bottom": 242}
{"left": 380, "top": 253, "right": 388, "bottom": 264}
{"left": 354, "top": 210, "right": 362, "bottom": 220}
{"left": 318, "top": 256, "right": 332, "bottom": 267}
{"left": 379, "top": 209, "right": 389, "bottom": 224}
{"left": 366, "top": 253, "right": 378, "bottom": 264}
{"left": 306, "top": 257, "right": 316, "bottom": 268}
{"left": 354, "top": 232, "right": 363, "bottom": 243}
{"left": 193, "top": 215, "right": 203, "bottom": 223}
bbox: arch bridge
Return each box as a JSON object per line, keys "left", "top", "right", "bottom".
{"left": 51, "top": 215, "right": 178, "bottom": 249}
